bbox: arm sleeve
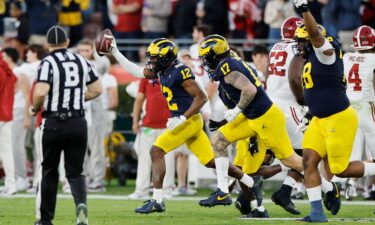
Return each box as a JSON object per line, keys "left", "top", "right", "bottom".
{"left": 313, "top": 38, "right": 336, "bottom": 65}
{"left": 85, "top": 61, "right": 99, "bottom": 85}
{"left": 36, "top": 60, "right": 52, "bottom": 84}
{"left": 112, "top": 50, "right": 145, "bottom": 78}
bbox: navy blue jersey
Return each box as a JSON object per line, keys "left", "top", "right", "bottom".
{"left": 158, "top": 61, "right": 195, "bottom": 117}
{"left": 215, "top": 57, "right": 273, "bottom": 119}
{"left": 302, "top": 39, "right": 350, "bottom": 118}
{"left": 218, "top": 85, "right": 236, "bottom": 109}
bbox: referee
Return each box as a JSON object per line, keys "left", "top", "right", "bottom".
{"left": 30, "top": 26, "right": 102, "bottom": 225}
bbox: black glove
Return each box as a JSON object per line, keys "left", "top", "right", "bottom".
{"left": 248, "top": 136, "right": 259, "bottom": 156}
{"left": 294, "top": 0, "right": 309, "bottom": 13}
{"left": 208, "top": 119, "right": 226, "bottom": 132}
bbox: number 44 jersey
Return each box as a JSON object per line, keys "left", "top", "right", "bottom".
{"left": 343, "top": 52, "right": 375, "bottom": 104}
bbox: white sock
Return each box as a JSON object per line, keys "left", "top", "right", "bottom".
{"left": 363, "top": 162, "right": 375, "bottom": 176}
{"left": 215, "top": 157, "right": 229, "bottom": 193}
{"left": 250, "top": 200, "right": 257, "bottom": 209}
{"left": 306, "top": 186, "right": 322, "bottom": 202}
{"left": 372, "top": 184, "right": 375, "bottom": 191}
{"left": 283, "top": 176, "right": 297, "bottom": 188}
{"left": 321, "top": 177, "right": 333, "bottom": 193}
{"left": 348, "top": 179, "right": 357, "bottom": 187}
{"left": 153, "top": 189, "right": 163, "bottom": 203}
{"left": 240, "top": 174, "right": 254, "bottom": 188}
{"left": 257, "top": 205, "right": 265, "bottom": 212}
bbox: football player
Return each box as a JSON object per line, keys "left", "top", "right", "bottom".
{"left": 293, "top": 0, "right": 375, "bottom": 222}
{"left": 343, "top": 25, "right": 375, "bottom": 201}
{"left": 267, "top": 16, "right": 306, "bottom": 214}
{"left": 108, "top": 38, "right": 255, "bottom": 214}
{"left": 198, "top": 34, "right": 303, "bottom": 208}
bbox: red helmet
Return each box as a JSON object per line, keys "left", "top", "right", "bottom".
{"left": 281, "top": 17, "right": 304, "bottom": 41}
{"left": 353, "top": 25, "right": 375, "bottom": 50}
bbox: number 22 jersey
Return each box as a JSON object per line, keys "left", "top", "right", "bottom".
{"left": 302, "top": 40, "right": 350, "bottom": 118}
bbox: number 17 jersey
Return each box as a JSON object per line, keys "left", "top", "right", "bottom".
{"left": 343, "top": 52, "right": 375, "bottom": 104}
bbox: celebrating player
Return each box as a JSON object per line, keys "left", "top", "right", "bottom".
{"left": 198, "top": 34, "right": 303, "bottom": 207}
{"left": 293, "top": 0, "right": 375, "bottom": 222}
{"left": 107, "top": 37, "right": 255, "bottom": 214}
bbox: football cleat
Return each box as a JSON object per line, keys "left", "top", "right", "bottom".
{"left": 76, "top": 203, "right": 88, "bottom": 225}
{"left": 323, "top": 182, "right": 341, "bottom": 215}
{"left": 344, "top": 183, "right": 356, "bottom": 201}
{"left": 199, "top": 189, "right": 232, "bottom": 207}
{"left": 135, "top": 199, "right": 165, "bottom": 214}
{"left": 234, "top": 191, "right": 251, "bottom": 215}
{"left": 241, "top": 208, "right": 269, "bottom": 218}
{"left": 297, "top": 215, "right": 328, "bottom": 223}
{"left": 271, "top": 189, "right": 301, "bottom": 215}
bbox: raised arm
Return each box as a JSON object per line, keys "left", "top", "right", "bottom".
{"left": 110, "top": 39, "right": 153, "bottom": 78}
{"left": 294, "top": 0, "right": 335, "bottom": 57}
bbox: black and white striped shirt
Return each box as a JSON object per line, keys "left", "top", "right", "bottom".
{"left": 37, "top": 49, "right": 99, "bottom": 112}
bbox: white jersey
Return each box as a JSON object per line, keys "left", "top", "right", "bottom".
{"left": 13, "top": 67, "right": 27, "bottom": 109}
{"left": 266, "top": 41, "right": 297, "bottom": 101}
{"left": 343, "top": 52, "right": 375, "bottom": 105}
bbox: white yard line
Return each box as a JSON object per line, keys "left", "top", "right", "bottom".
{"left": 2, "top": 194, "right": 375, "bottom": 206}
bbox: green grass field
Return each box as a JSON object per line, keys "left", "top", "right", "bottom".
{"left": 1, "top": 193, "right": 375, "bottom": 225}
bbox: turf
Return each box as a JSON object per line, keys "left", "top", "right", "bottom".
{"left": 0, "top": 197, "right": 374, "bottom": 225}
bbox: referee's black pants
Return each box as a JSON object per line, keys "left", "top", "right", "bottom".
{"left": 37, "top": 117, "right": 87, "bottom": 224}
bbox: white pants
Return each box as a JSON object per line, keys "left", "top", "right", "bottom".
{"left": 270, "top": 98, "right": 304, "bottom": 149}
{"left": 0, "top": 121, "right": 16, "bottom": 191}
{"left": 350, "top": 102, "right": 375, "bottom": 161}
{"left": 133, "top": 127, "right": 175, "bottom": 194}
{"left": 86, "top": 122, "right": 106, "bottom": 188}
{"left": 32, "top": 127, "right": 42, "bottom": 188}
{"left": 11, "top": 108, "right": 27, "bottom": 178}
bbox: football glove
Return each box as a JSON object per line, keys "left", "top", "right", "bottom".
{"left": 166, "top": 115, "right": 186, "bottom": 131}
{"left": 294, "top": 0, "right": 309, "bottom": 12}
{"left": 208, "top": 119, "right": 227, "bottom": 132}
{"left": 248, "top": 136, "right": 259, "bottom": 156}
{"left": 110, "top": 37, "right": 118, "bottom": 54}
{"left": 224, "top": 106, "right": 242, "bottom": 122}
{"left": 295, "top": 111, "right": 313, "bottom": 134}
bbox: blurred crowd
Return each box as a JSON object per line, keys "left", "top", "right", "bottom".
{"left": 1, "top": 0, "right": 374, "bottom": 61}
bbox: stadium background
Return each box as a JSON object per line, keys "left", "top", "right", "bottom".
{"left": 1, "top": 0, "right": 375, "bottom": 224}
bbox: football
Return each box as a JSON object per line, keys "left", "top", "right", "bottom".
{"left": 95, "top": 29, "right": 114, "bottom": 56}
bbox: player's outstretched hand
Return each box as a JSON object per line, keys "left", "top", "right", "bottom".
{"left": 166, "top": 116, "right": 186, "bottom": 131}
{"left": 295, "top": 111, "right": 313, "bottom": 134}
{"left": 224, "top": 106, "right": 242, "bottom": 122}
{"left": 294, "top": 0, "right": 308, "bottom": 12}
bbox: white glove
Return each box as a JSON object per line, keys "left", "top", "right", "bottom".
{"left": 224, "top": 106, "right": 242, "bottom": 122}
{"left": 166, "top": 115, "right": 186, "bottom": 130}
{"left": 110, "top": 37, "right": 119, "bottom": 54}
{"left": 294, "top": 0, "right": 307, "bottom": 8}
{"left": 295, "top": 117, "right": 309, "bottom": 134}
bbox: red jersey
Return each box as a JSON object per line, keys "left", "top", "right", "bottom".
{"left": 138, "top": 78, "right": 170, "bottom": 128}
{"left": 0, "top": 54, "right": 17, "bottom": 122}
{"left": 114, "top": 0, "right": 143, "bottom": 32}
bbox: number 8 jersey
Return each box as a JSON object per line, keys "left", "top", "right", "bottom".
{"left": 343, "top": 52, "right": 375, "bottom": 104}
{"left": 302, "top": 40, "right": 350, "bottom": 118}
